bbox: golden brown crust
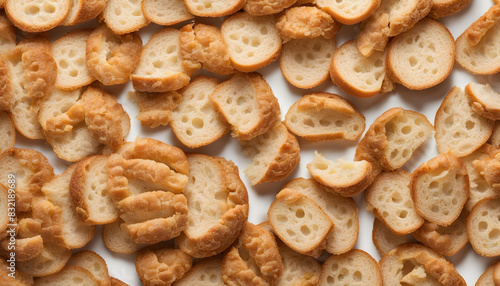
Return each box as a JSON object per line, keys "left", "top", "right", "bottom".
{"left": 5, "top": 0, "right": 71, "bottom": 32}
{"left": 185, "top": 0, "right": 246, "bottom": 17}
{"left": 132, "top": 72, "right": 191, "bottom": 94}
{"left": 63, "top": 0, "right": 107, "bottom": 26}
{"left": 473, "top": 152, "right": 500, "bottom": 193}
{"left": 1, "top": 235, "right": 43, "bottom": 262}
{"left": 133, "top": 91, "right": 182, "bottom": 128}
{"left": 30, "top": 195, "right": 64, "bottom": 246}
{"left": 429, "top": 0, "right": 472, "bottom": 19}
{"left": 466, "top": 82, "right": 500, "bottom": 120}
{"left": 0, "top": 57, "right": 11, "bottom": 111}
{"left": 465, "top": 4, "right": 500, "bottom": 46}
{"left": 135, "top": 247, "right": 192, "bottom": 286}
{"left": 110, "top": 277, "right": 130, "bottom": 286}
{"left": 16, "top": 243, "right": 71, "bottom": 277}
{"left": 102, "top": 218, "right": 140, "bottom": 254}
{"left": 244, "top": 0, "right": 296, "bottom": 16}
{"left": 0, "top": 257, "right": 33, "bottom": 285}
{"left": 357, "top": 11, "right": 390, "bottom": 56}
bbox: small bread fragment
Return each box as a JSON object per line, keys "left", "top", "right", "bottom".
{"left": 135, "top": 247, "right": 192, "bottom": 286}
{"left": 372, "top": 219, "right": 416, "bottom": 256}
{"left": 132, "top": 90, "right": 182, "bottom": 128}
{"left": 386, "top": 18, "right": 455, "bottom": 90}
{"left": 435, "top": 86, "right": 494, "bottom": 157}
{"left": 244, "top": 0, "right": 295, "bottom": 16}
{"left": 33, "top": 265, "right": 98, "bottom": 285}
{"left": 428, "top": 0, "right": 472, "bottom": 19}
{"left": 5, "top": 0, "right": 71, "bottom": 32}
{"left": 280, "top": 37, "right": 336, "bottom": 89}
{"left": 222, "top": 222, "right": 283, "bottom": 286}
{"left": 320, "top": 249, "right": 382, "bottom": 286}
{"left": 102, "top": 218, "right": 140, "bottom": 254}
{"left": 68, "top": 250, "right": 111, "bottom": 286}
{"left": 221, "top": 12, "right": 282, "bottom": 72}
{"left": 476, "top": 261, "right": 500, "bottom": 286}
{"left": 268, "top": 188, "right": 333, "bottom": 257}
{"left": 410, "top": 152, "right": 469, "bottom": 227}
{"left": 184, "top": 0, "right": 245, "bottom": 17}
{"left": 284, "top": 92, "right": 365, "bottom": 141}
{"left": 170, "top": 76, "right": 229, "bottom": 148}
{"left": 307, "top": 152, "right": 373, "bottom": 197}
{"left": 315, "top": 0, "right": 380, "bottom": 25}
{"left": 17, "top": 243, "right": 71, "bottom": 277}
{"left": 466, "top": 82, "right": 500, "bottom": 120}
{"left": 241, "top": 122, "right": 300, "bottom": 185}
{"left": 330, "top": 40, "right": 393, "bottom": 98}
{"left": 86, "top": 25, "right": 142, "bottom": 86}
{"left": 0, "top": 111, "right": 15, "bottom": 155}
{"left": 490, "top": 122, "right": 500, "bottom": 148}
{"left": 61, "top": 0, "right": 107, "bottom": 26}
{"left": 366, "top": 170, "right": 424, "bottom": 235}
{"left": 173, "top": 256, "right": 224, "bottom": 286}
{"left": 210, "top": 72, "right": 280, "bottom": 141}
{"left": 101, "top": 0, "right": 150, "bottom": 35}
{"left": 276, "top": 241, "right": 321, "bottom": 286}
{"left": 0, "top": 14, "right": 16, "bottom": 54}
{"left": 473, "top": 150, "right": 500, "bottom": 193}
{"left": 142, "top": 0, "right": 193, "bottom": 26}
{"left": 468, "top": 196, "right": 500, "bottom": 256}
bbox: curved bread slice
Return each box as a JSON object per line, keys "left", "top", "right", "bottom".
{"left": 34, "top": 265, "right": 98, "bottom": 285}
{"left": 244, "top": 0, "right": 295, "bottom": 16}
{"left": 221, "top": 13, "right": 281, "bottom": 72}
{"left": 284, "top": 92, "right": 365, "bottom": 141}
{"left": 241, "top": 122, "right": 300, "bottom": 185}
{"left": 17, "top": 243, "right": 71, "bottom": 277}
{"left": 315, "top": 0, "right": 379, "bottom": 25}
{"left": 102, "top": 218, "right": 140, "bottom": 254}
{"left": 61, "top": 0, "right": 106, "bottom": 26}
{"left": 366, "top": 170, "right": 424, "bottom": 235}
{"left": 410, "top": 152, "right": 469, "bottom": 227}
{"left": 435, "top": 86, "right": 494, "bottom": 157}
{"left": 135, "top": 247, "right": 192, "bottom": 286}
{"left": 372, "top": 218, "right": 415, "bottom": 256}
{"left": 101, "top": 0, "right": 149, "bottom": 34}
{"left": 170, "top": 76, "right": 229, "bottom": 148}
{"left": 0, "top": 111, "right": 15, "bottom": 155}
{"left": 429, "top": 0, "right": 471, "bottom": 19}
{"left": 468, "top": 196, "right": 500, "bottom": 256}
{"left": 476, "top": 261, "right": 500, "bottom": 286}
{"left": 184, "top": 0, "right": 245, "bottom": 17}
{"left": 142, "top": 0, "right": 193, "bottom": 26}
{"left": 386, "top": 18, "right": 454, "bottom": 90}
{"left": 466, "top": 82, "right": 500, "bottom": 120}
{"left": 174, "top": 256, "right": 224, "bottom": 286}
{"left": 132, "top": 90, "right": 181, "bottom": 128}
{"left": 277, "top": 241, "right": 321, "bottom": 286}
{"left": 5, "top": 0, "right": 71, "bottom": 32}
{"left": 68, "top": 250, "right": 111, "bottom": 286}
{"left": 320, "top": 249, "right": 382, "bottom": 286}
{"left": 0, "top": 14, "right": 16, "bottom": 54}
{"left": 0, "top": 257, "right": 33, "bottom": 285}
{"left": 110, "top": 277, "right": 129, "bottom": 286}
{"left": 280, "top": 37, "right": 336, "bottom": 89}
{"left": 307, "top": 151, "right": 373, "bottom": 197}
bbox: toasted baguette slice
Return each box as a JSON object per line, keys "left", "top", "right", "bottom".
{"left": 5, "top": 0, "right": 71, "bottom": 32}
{"left": 315, "top": 0, "right": 380, "bottom": 25}
{"left": 468, "top": 196, "right": 500, "bottom": 256}
{"left": 101, "top": 0, "right": 149, "bottom": 34}
{"left": 280, "top": 37, "right": 335, "bottom": 89}
{"left": 132, "top": 28, "right": 194, "bottom": 92}
{"left": 33, "top": 266, "right": 98, "bottom": 285}
{"left": 131, "top": 90, "right": 181, "bottom": 128}
{"left": 411, "top": 152, "right": 469, "bottom": 227}
{"left": 184, "top": 0, "right": 245, "bottom": 17}
{"left": 62, "top": 0, "right": 106, "bottom": 26}
{"left": 142, "top": 0, "right": 193, "bottom": 26}
{"left": 0, "top": 111, "right": 14, "bottom": 155}
{"left": 174, "top": 256, "right": 224, "bottom": 286}
{"left": 283, "top": 178, "right": 358, "bottom": 255}
{"left": 170, "top": 76, "right": 229, "bottom": 148}
{"left": 330, "top": 40, "right": 392, "bottom": 98}
{"left": 210, "top": 72, "right": 280, "bottom": 140}
{"left": 435, "top": 86, "right": 494, "bottom": 157}
{"left": 241, "top": 122, "right": 300, "bottom": 185}
{"left": 0, "top": 257, "right": 34, "bottom": 285}
{"left": 367, "top": 170, "right": 424, "bottom": 235}
{"left": 466, "top": 82, "right": 500, "bottom": 120}
{"left": 177, "top": 154, "right": 249, "bottom": 258}
{"left": 110, "top": 277, "right": 129, "bottom": 286}
{"left": 372, "top": 219, "right": 416, "bottom": 256}
{"left": 276, "top": 241, "right": 321, "bottom": 286}
{"left": 268, "top": 188, "right": 333, "bottom": 256}
{"left": 0, "top": 14, "right": 16, "bottom": 54}
{"left": 102, "top": 218, "right": 140, "bottom": 254}
{"left": 221, "top": 12, "right": 281, "bottom": 72}
{"left": 17, "top": 243, "right": 71, "bottom": 277}
{"left": 320, "top": 250, "right": 382, "bottom": 286}
{"left": 307, "top": 151, "right": 373, "bottom": 197}
{"left": 284, "top": 92, "right": 365, "bottom": 141}
{"left": 244, "top": 0, "right": 295, "bottom": 16}
{"left": 52, "top": 29, "right": 95, "bottom": 90}
{"left": 429, "top": 0, "right": 471, "bottom": 19}
{"left": 490, "top": 122, "right": 500, "bottom": 148}
{"left": 386, "top": 18, "right": 454, "bottom": 90}
{"left": 68, "top": 251, "right": 111, "bottom": 286}
{"left": 70, "top": 155, "right": 119, "bottom": 225}
{"left": 476, "top": 261, "right": 500, "bottom": 286}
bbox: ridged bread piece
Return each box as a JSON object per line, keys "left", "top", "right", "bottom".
{"left": 0, "top": 14, "right": 16, "bottom": 54}
{"left": 33, "top": 266, "right": 98, "bottom": 286}
{"left": 170, "top": 76, "right": 229, "bottom": 148}
{"left": 61, "top": 0, "right": 106, "bottom": 26}
{"left": 0, "top": 111, "right": 15, "bottom": 155}
{"left": 280, "top": 37, "right": 335, "bottom": 89}
{"left": 410, "top": 152, "right": 469, "bottom": 227}
{"left": 386, "top": 18, "right": 455, "bottom": 90}
{"left": 268, "top": 188, "right": 333, "bottom": 257}
{"left": 307, "top": 151, "right": 373, "bottom": 197}
{"left": 142, "top": 0, "right": 193, "bottom": 26}
{"left": 241, "top": 122, "right": 300, "bottom": 185}
{"left": 468, "top": 196, "right": 500, "bottom": 256}
{"left": 244, "top": 0, "right": 295, "bottom": 16}
{"left": 372, "top": 218, "right": 416, "bottom": 256}
{"left": 177, "top": 154, "right": 249, "bottom": 258}
{"left": 330, "top": 40, "right": 392, "bottom": 98}
{"left": 173, "top": 256, "right": 224, "bottom": 286}
{"left": 466, "top": 82, "right": 500, "bottom": 120}
{"left": 5, "top": 0, "right": 71, "bottom": 32}
{"left": 366, "top": 170, "right": 424, "bottom": 235}
{"left": 283, "top": 178, "right": 359, "bottom": 255}
{"left": 210, "top": 72, "right": 280, "bottom": 140}
{"left": 284, "top": 92, "right": 365, "bottom": 141}
{"left": 131, "top": 91, "right": 180, "bottom": 129}
{"left": 70, "top": 155, "right": 119, "bottom": 225}
{"left": 320, "top": 250, "right": 382, "bottom": 286}
{"left": 472, "top": 150, "right": 500, "bottom": 194}
{"left": 221, "top": 13, "right": 281, "bottom": 72}
{"left": 429, "top": 0, "right": 471, "bottom": 19}
{"left": 68, "top": 251, "right": 111, "bottom": 286}
{"left": 136, "top": 247, "right": 193, "bottom": 286}
{"left": 435, "top": 86, "right": 494, "bottom": 157}
{"left": 17, "top": 243, "right": 71, "bottom": 277}
{"left": 101, "top": 0, "right": 149, "bottom": 35}
{"left": 276, "top": 241, "right": 321, "bottom": 286}
{"left": 184, "top": 0, "right": 245, "bottom": 17}
{"left": 132, "top": 28, "right": 194, "bottom": 92}
{"left": 102, "top": 218, "right": 140, "bottom": 254}
{"left": 52, "top": 29, "right": 95, "bottom": 90}
{"left": 315, "top": 0, "right": 380, "bottom": 25}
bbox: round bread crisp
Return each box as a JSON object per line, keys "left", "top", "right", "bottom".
{"left": 5, "top": 0, "right": 71, "bottom": 32}
{"left": 386, "top": 18, "right": 455, "bottom": 90}
{"left": 34, "top": 265, "right": 99, "bottom": 285}
{"left": 101, "top": 0, "right": 150, "bottom": 35}
{"left": 174, "top": 256, "right": 225, "bottom": 286}
{"left": 141, "top": 0, "right": 193, "bottom": 26}
{"left": 315, "top": 0, "right": 380, "bottom": 25}
{"left": 61, "top": 0, "right": 107, "bottom": 26}
{"left": 184, "top": 0, "right": 245, "bottom": 17}
{"left": 68, "top": 250, "right": 111, "bottom": 286}
{"left": 476, "top": 260, "right": 500, "bottom": 286}
{"left": 320, "top": 249, "right": 382, "bottom": 286}
{"left": 372, "top": 219, "right": 416, "bottom": 256}
{"left": 467, "top": 196, "right": 500, "bottom": 257}
{"left": 17, "top": 243, "right": 71, "bottom": 277}
{"left": 102, "top": 219, "right": 140, "bottom": 254}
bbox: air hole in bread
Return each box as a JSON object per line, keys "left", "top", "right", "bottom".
{"left": 73, "top": 277, "right": 84, "bottom": 283}
{"left": 382, "top": 211, "right": 389, "bottom": 218}
{"left": 398, "top": 210, "right": 408, "bottom": 219}
{"left": 353, "top": 271, "right": 362, "bottom": 281}
{"left": 465, "top": 120, "right": 475, "bottom": 130}
{"left": 490, "top": 229, "right": 500, "bottom": 240}
{"left": 230, "top": 34, "right": 238, "bottom": 40}
{"left": 153, "top": 61, "right": 164, "bottom": 68}
{"left": 59, "top": 60, "right": 69, "bottom": 69}
{"left": 294, "top": 54, "right": 304, "bottom": 64}
{"left": 390, "top": 149, "right": 398, "bottom": 159}
{"left": 319, "top": 119, "right": 331, "bottom": 127}
{"left": 242, "top": 37, "right": 249, "bottom": 45}
{"left": 391, "top": 193, "right": 403, "bottom": 203}
{"left": 431, "top": 205, "right": 439, "bottom": 213}
{"left": 304, "top": 118, "right": 314, "bottom": 127}
{"left": 251, "top": 39, "right": 261, "bottom": 47}
{"left": 247, "top": 51, "right": 254, "bottom": 57}
{"left": 306, "top": 53, "right": 314, "bottom": 60}
{"left": 70, "top": 70, "right": 79, "bottom": 77}
{"left": 278, "top": 215, "right": 287, "bottom": 222}
{"left": 287, "top": 229, "right": 296, "bottom": 236}
{"left": 295, "top": 75, "right": 303, "bottom": 81}
{"left": 300, "top": 225, "right": 310, "bottom": 235}
{"left": 409, "top": 57, "right": 417, "bottom": 67}
{"left": 132, "top": 10, "right": 141, "bottom": 16}
{"left": 192, "top": 118, "right": 204, "bottom": 129}
{"left": 25, "top": 5, "right": 40, "bottom": 15}
{"left": 401, "top": 126, "right": 411, "bottom": 134}
{"left": 295, "top": 209, "right": 305, "bottom": 218}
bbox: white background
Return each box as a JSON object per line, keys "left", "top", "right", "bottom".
{"left": 14, "top": 1, "right": 500, "bottom": 284}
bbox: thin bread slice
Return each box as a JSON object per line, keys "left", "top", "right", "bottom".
{"left": 142, "top": 0, "right": 193, "bottom": 26}
{"left": 434, "top": 86, "right": 494, "bottom": 157}
{"left": 0, "top": 14, "right": 16, "bottom": 54}
{"left": 0, "top": 257, "right": 34, "bottom": 285}
{"left": 16, "top": 243, "right": 71, "bottom": 277}
{"left": 102, "top": 218, "right": 140, "bottom": 254}
{"left": 184, "top": 0, "right": 245, "bottom": 17}
{"left": 132, "top": 90, "right": 182, "bottom": 128}
{"left": 5, "top": 0, "right": 71, "bottom": 32}
{"left": 0, "top": 111, "right": 15, "bottom": 155}
{"left": 209, "top": 72, "right": 280, "bottom": 140}
{"left": 280, "top": 37, "right": 336, "bottom": 89}
{"left": 240, "top": 122, "right": 300, "bottom": 185}
{"left": 490, "top": 121, "right": 500, "bottom": 148}
{"left": 320, "top": 249, "right": 382, "bottom": 286}
{"left": 410, "top": 152, "right": 469, "bottom": 227}
{"left": 315, "top": 0, "right": 380, "bottom": 25}
{"left": 221, "top": 12, "right": 282, "bottom": 72}
{"left": 33, "top": 265, "right": 98, "bottom": 285}
{"left": 170, "top": 76, "right": 230, "bottom": 148}
{"left": 101, "top": 0, "right": 150, "bottom": 35}
{"left": 372, "top": 218, "right": 416, "bottom": 256}
{"left": 307, "top": 151, "right": 373, "bottom": 197}
{"left": 68, "top": 250, "right": 111, "bottom": 286}
{"left": 468, "top": 196, "right": 500, "bottom": 257}
{"left": 244, "top": 0, "right": 295, "bottom": 16}
{"left": 428, "top": 0, "right": 471, "bottom": 19}
{"left": 70, "top": 155, "right": 119, "bottom": 225}
{"left": 276, "top": 240, "right": 321, "bottom": 286}
{"left": 386, "top": 18, "right": 455, "bottom": 90}
{"left": 466, "top": 82, "right": 500, "bottom": 120}
{"left": 61, "top": 0, "right": 106, "bottom": 26}
{"left": 173, "top": 256, "right": 224, "bottom": 286}
{"left": 330, "top": 39, "right": 392, "bottom": 98}
{"left": 52, "top": 29, "right": 96, "bottom": 90}
{"left": 366, "top": 170, "right": 424, "bottom": 235}
{"left": 476, "top": 261, "right": 500, "bottom": 286}
{"left": 268, "top": 188, "right": 333, "bottom": 256}
{"left": 283, "top": 178, "right": 359, "bottom": 255}
{"left": 284, "top": 92, "right": 365, "bottom": 141}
